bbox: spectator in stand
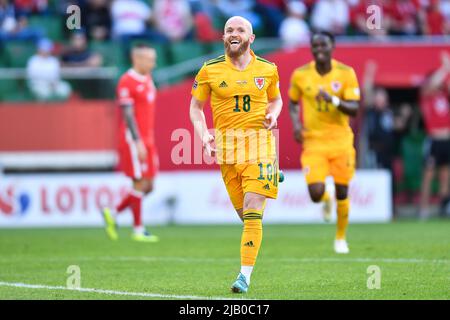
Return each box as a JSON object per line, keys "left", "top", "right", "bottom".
{"left": 190, "top": 1, "right": 221, "bottom": 43}
{"left": 14, "top": 0, "right": 48, "bottom": 16}
{"left": 81, "top": 0, "right": 112, "bottom": 41}
{"left": 363, "top": 60, "right": 397, "bottom": 171}
{"left": 418, "top": 0, "right": 450, "bottom": 35}
{"left": 279, "top": 0, "right": 310, "bottom": 50}
{"left": 216, "top": 0, "right": 263, "bottom": 34}
{"left": 0, "top": 0, "right": 42, "bottom": 42}
{"left": 419, "top": 51, "right": 450, "bottom": 219}
{"left": 26, "top": 38, "right": 71, "bottom": 101}
{"left": 363, "top": 60, "right": 413, "bottom": 215}
{"left": 111, "top": 0, "right": 167, "bottom": 42}
{"left": 387, "top": 0, "right": 420, "bottom": 35}
{"left": 255, "top": 0, "right": 286, "bottom": 37}
{"left": 61, "top": 31, "right": 103, "bottom": 67}
{"left": 310, "top": 0, "right": 349, "bottom": 35}
{"left": 153, "top": 0, "right": 193, "bottom": 41}
{"left": 441, "top": 0, "right": 450, "bottom": 20}
{"left": 349, "top": 0, "right": 390, "bottom": 38}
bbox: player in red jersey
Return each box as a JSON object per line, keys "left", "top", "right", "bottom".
{"left": 419, "top": 51, "right": 450, "bottom": 219}
{"left": 102, "top": 43, "right": 159, "bottom": 242}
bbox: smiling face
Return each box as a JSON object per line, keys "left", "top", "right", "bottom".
{"left": 223, "top": 16, "right": 255, "bottom": 59}
{"left": 311, "top": 33, "right": 334, "bottom": 65}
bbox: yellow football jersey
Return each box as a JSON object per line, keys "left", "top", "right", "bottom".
{"left": 288, "top": 59, "right": 360, "bottom": 151}
{"left": 192, "top": 50, "right": 281, "bottom": 164}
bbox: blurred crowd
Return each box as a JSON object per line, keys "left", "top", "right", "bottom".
{"left": 0, "top": 0, "right": 449, "bottom": 47}
{"left": 362, "top": 51, "right": 450, "bottom": 218}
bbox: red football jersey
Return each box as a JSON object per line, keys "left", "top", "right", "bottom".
{"left": 117, "top": 69, "right": 157, "bottom": 145}
{"left": 420, "top": 87, "right": 450, "bottom": 135}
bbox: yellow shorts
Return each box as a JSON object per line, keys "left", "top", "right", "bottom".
{"left": 301, "top": 148, "right": 356, "bottom": 186}
{"left": 220, "top": 159, "right": 279, "bottom": 210}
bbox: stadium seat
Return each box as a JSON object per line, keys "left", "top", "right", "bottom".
{"left": 170, "top": 40, "right": 208, "bottom": 64}
{"left": 0, "top": 79, "right": 33, "bottom": 102}
{"left": 28, "top": 16, "right": 64, "bottom": 41}
{"left": 0, "top": 47, "right": 8, "bottom": 67}
{"left": 206, "top": 41, "right": 225, "bottom": 56}
{"left": 89, "top": 40, "right": 128, "bottom": 74}
{"left": 4, "top": 41, "right": 36, "bottom": 68}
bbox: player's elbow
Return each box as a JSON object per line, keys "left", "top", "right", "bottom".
{"left": 348, "top": 102, "right": 360, "bottom": 117}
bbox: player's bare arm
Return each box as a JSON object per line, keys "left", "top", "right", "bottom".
{"left": 363, "top": 60, "right": 377, "bottom": 106}
{"left": 189, "top": 96, "right": 216, "bottom": 157}
{"left": 288, "top": 99, "right": 303, "bottom": 143}
{"left": 121, "top": 102, "right": 147, "bottom": 161}
{"left": 317, "top": 89, "right": 359, "bottom": 117}
{"left": 422, "top": 51, "right": 450, "bottom": 95}
{"left": 264, "top": 95, "right": 283, "bottom": 130}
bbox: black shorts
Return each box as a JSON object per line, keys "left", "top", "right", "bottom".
{"left": 424, "top": 138, "right": 450, "bottom": 167}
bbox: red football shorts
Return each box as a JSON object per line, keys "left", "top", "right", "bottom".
{"left": 118, "top": 137, "right": 158, "bottom": 180}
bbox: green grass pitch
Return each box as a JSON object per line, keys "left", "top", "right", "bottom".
{"left": 0, "top": 220, "right": 449, "bottom": 300}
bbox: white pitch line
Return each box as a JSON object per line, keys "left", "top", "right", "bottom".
{"left": 97, "top": 256, "right": 450, "bottom": 264}
{"left": 0, "top": 256, "right": 448, "bottom": 264}
{"left": 0, "top": 281, "right": 242, "bottom": 300}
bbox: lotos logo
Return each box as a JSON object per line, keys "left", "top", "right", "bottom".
{"left": 0, "top": 185, "right": 31, "bottom": 216}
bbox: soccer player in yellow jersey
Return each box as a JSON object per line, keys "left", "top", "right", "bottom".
{"left": 288, "top": 32, "right": 360, "bottom": 254}
{"left": 190, "top": 16, "right": 283, "bottom": 293}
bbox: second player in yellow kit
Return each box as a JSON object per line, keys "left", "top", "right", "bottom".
{"left": 289, "top": 59, "right": 359, "bottom": 186}
{"left": 189, "top": 16, "right": 283, "bottom": 293}
{"left": 289, "top": 31, "right": 360, "bottom": 254}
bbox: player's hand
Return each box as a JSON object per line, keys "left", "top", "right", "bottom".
{"left": 202, "top": 133, "right": 216, "bottom": 157}
{"left": 317, "top": 89, "right": 332, "bottom": 103}
{"left": 294, "top": 129, "right": 303, "bottom": 144}
{"left": 264, "top": 113, "right": 278, "bottom": 130}
{"left": 136, "top": 140, "right": 148, "bottom": 162}
{"left": 365, "top": 59, "right": 378, "bottom": 76}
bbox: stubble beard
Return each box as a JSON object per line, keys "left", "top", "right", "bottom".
{"left": 224, "top": 39, "right": 250, "bottom": 59}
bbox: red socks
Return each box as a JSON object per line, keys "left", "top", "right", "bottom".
{"left": 116, "top": 190, "right": 143, "bottom": 228}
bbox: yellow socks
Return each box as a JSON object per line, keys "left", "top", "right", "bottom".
{"left": 336, "top": 198, "right": 350, "bottom": 240}
{"left": 241, "top": 209, "right": 263, "bottom": 267}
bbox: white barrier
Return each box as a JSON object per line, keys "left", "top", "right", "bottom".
{"left": 0, "top": 170, "right": 392, "bottom": 227}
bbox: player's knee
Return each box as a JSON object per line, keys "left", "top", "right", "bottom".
{"left": 136, "top": 180, "right": 153, "bottom": 195}
{"left": 310, "top": 193, "right": 323, "bottom": 203}
{"left": 308, "top": 185, "right": 325, "bottom": 203}
{"left": 244, "top": 195, "right": 265, "bottom": 211}
{"left": 142, "top": 184, "right": 153, "bottom": 195}
{"left": 335, "top": 186, "right": 348, "bottom": 200}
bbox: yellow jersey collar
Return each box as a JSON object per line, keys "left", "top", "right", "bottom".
{"left": 312, "top": 59, "right": 337, "bottom": 76}
{"left": 225, "top": 50, "right": 256, "bottom": 71}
